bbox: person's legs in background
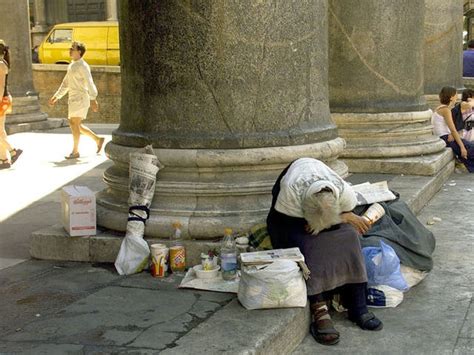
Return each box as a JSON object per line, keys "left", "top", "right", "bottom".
{"left": 79, "top": 123, "right": 104, "bottom": 153}
{"left": 66, "top": 117, "right": 81, "bottom": 159}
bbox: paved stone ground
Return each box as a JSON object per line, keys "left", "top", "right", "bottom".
{"left": 0, "top": 127, "right": 473, "bottom": 354}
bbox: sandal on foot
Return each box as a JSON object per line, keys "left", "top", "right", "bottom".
{"left": 310, "top": 321, "right": 340, "bottom": 345}
{"left": 10, "top": 149, "right": 23, "bottom": 164}
{"left": 0, "top": 158, "right": 11, "bottom": 170}
{"left": 65, "top": 152, "right": 80, "bottom": 160}
{"left": 310, "top": 302, "right": 340, "bottom": 346}
{"left": 349, "top": 312, "right": 383, "bottom": 331}
{"left": 96, "top": 137, "right": 105, "bottom": 153}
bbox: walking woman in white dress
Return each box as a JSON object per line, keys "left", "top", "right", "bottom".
{"left": 48, "top": 41, "right": 104, "bottom": 159}
{"left": 0, "top": 39, "right": 22, "bottom": 170}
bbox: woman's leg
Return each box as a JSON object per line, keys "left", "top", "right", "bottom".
{"left": 68, "top": 117, "right": 82, "bottom": 155}
{"left": 342, "top": 283, "right": 383, "bottom": 331}
{"left": 447, "top": 139, "right": 474, "bottom": 172}
{"left": 308, "top": 293, "right": 340, "bottom": 345}
{"left": 461, "top": 139, "right": 474, "bottom": 172}
{"left": 0, "top": 113, "right": 13, "bottom": 160}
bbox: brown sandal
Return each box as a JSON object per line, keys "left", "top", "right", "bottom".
{"left": 0, "top": 158, "right": 11, "bottom": 170}
{"left": 96, "top": 137, "right": 105, "bottom": 154}
{"left": 309, "top": 302, "right": 340, "bottom": 345}
{"left": 65, "top": 152, "right": 80, "bottom": 160}
{"left": 10, "top": 149, "right": 23, "bottom": 164}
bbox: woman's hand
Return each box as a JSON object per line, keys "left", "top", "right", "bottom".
{"left": 48, "top": 96, "right": 57, "bottom": 107}
{"left": 91, "top": 99, "right": 99, "bottom": 112}
{"left": 340, "top": 212, "right": 372, "bottom": 235}
{"left": 461, "top": 146, "right": 468, "bottom": 159}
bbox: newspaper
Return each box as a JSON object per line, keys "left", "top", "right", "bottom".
{"left": 351, "top": 181, "right": 397, "bottom": 206}
{"left": 128, "top": 147, "right": 162, "bottom": 206}
{"left": 179, "top": 268, "right": 240, "bottom": 293}
{"left": 115, "top": 145, "right": 164, "bottom": 275}
{"left": 240, "top": 248, "right": 305, "bottom": 265}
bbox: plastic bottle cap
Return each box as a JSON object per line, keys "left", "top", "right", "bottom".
{"left": 172, "top": 221, "right": 182, "bottom": 229}
{"left": 224, "top": 228, "right": 233, "bottom": 235}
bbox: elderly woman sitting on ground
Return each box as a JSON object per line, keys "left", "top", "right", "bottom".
{"left": 266, "top": 157, "right": 383, "bottom": 346}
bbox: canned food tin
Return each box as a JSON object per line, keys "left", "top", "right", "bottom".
{"left": 169, "top": 245, "right": 186, "bottom": 272}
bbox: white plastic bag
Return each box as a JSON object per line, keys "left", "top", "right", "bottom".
{"left": 114, "top": 230, "right": 150, "bottom": 275}
{"left": 238, "top": 260, "right": 307, "bottom": 310}
{"left": 400, "top": 265, "right": 428, "bottom": 289}
{"left": 367, "top": 284, "right": 404, "bottom": 308}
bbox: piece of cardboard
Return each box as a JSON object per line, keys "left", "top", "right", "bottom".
{"left": 61, "top": 185, "right": 96, "bottom": 237}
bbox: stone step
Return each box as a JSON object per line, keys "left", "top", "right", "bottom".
{"left": 29, "top": 164, "right": 454, "bottom": 354}
{"left": 6, "top": 118, "right": 66, "bottom": 135}
{"left": 6, "top": 112, "right": 48, "bottom": 125}
{"left": 12, "top": 104, "right": 41, "bottom": 115}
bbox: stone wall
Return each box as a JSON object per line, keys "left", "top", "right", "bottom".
{"left": 32, "top": 64, "right": 121, "bottom": 123}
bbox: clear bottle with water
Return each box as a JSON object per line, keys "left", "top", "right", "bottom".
{"left": 220, "top": 228, "right": 237, "bottom": 280}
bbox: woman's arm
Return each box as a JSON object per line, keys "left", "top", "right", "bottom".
{"left": 439, "top": 106, "right": 467, "bottom": 159}
{"left": 340, "top": 212, "right": 371, "bottom": 234}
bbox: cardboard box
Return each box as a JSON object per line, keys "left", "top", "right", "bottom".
{"left": 61, "top": 185, "right": 96, "bottom": 236}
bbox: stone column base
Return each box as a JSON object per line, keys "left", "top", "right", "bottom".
{"left": 424, "top": 94, "right": 439, "bottom": 111}
{"left": 5, "top": 95, "right": 64, "bottom": 134}
{"left": 332, "top": 110, "right": 451, "bottom": 175}
{"left": 97, "top": 138, "right": 347, "bottom": 239}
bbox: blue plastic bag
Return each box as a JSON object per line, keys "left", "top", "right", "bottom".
{"left": 362, "top": 241, "right": 409, "bottom": 291}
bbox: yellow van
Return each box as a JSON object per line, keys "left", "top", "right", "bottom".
{"left": 38, "top": 21, "right": 119, "bottom": 65}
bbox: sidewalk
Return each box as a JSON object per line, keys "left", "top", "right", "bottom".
{"left": 0, "top": 127, "right": 473, "bottom": 354}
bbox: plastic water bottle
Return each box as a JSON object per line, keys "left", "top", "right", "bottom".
{"left": 169, "top": 222, "right": 186, "bottom": 273}
{"left": 220, "top": 228, "right": 237, "bottom": 280}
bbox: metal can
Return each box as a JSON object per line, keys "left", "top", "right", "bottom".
{"left": 150, "top": 244, "right": 169, "bottom": 278}
{"left": 169, "top": 245, "right": 186, "bottom": 272}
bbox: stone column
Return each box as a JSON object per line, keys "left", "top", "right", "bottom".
{"left": 46, "top": 0, "right": 68, "bottom": 25}
{"left": 424, "top": 0, "right": 464, "bottom": 108}
{"left": 106, "top": 0, "right": 118, "bottom": 21}
{"left": 0, "top": 0, "right": 58, "bottom": 134}
{"left": 97, "top": 0, "right": 347, "bottom": 239}
{"left": 328, "top": 0, "right": 451, "bottom": 175}
{"left": 31, "top": 0, "right": 49, "bottom": 47}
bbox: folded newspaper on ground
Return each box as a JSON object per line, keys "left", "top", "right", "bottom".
{"left": 179, "top": 269, "right": 240, "bottom": 293}
{"left": 115, "top": 145, "right": 164, "bottom": 275}
{"left": 351, "top": 181, "right": 397, "bottom": 206}
{"left": 240, "top": 248, "right": 311, "bottom": 279}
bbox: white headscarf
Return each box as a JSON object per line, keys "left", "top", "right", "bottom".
{"left": 275, "top": 158, "right": 357, "bottom": 229}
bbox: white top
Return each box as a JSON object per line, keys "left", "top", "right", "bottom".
{"left": 431, "top": 109, "right": 450, "bottom": 137}
{"left": 53, "top": 58, "right": 98, "bottom": 100}
{"left": 275, "top": 158, "right": 357, "bottom": 218}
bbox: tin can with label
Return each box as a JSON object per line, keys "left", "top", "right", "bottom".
{"left": 169, "top": 245, "right": 186, "bottom": 272}
{"left": 150, "top": 244, "right": 169, "bottom": 277}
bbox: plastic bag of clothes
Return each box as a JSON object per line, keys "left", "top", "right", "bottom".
{"left": 362, "top": 241, "right": 409, "bottom": 291}
{"left": 238, "top": 260, "right": 307, "bottom": 310}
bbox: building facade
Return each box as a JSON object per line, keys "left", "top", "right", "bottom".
{"left": 29, "top": 0, "right": 118, "bottom": 46}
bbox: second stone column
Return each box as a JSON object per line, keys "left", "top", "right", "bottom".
{"left": 328, "top": 0, "right": 451, "bottom": 175}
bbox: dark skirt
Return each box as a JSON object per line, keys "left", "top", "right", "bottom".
{"left": 267, "top": 162, "right": 367, "bottom": 296}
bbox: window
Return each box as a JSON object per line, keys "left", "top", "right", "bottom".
{"left": 48, "top": 29, "right": 73, "bottom": 43}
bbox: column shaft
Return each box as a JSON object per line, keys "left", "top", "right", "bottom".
{"left": 98, "top": 0, "right": 348, "bottom": 239}
{"left": 106, "top": 0, "right": 118, "bottom": 21}
{"left": 0, "top": 0, "right": 53, "bottom": 133}
{"left": 424, "top": 0, "right": 464, "bottom": 108}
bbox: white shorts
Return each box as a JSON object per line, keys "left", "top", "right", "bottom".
{"left": 68, "top": 94, "right": 90, "bottom": 119}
